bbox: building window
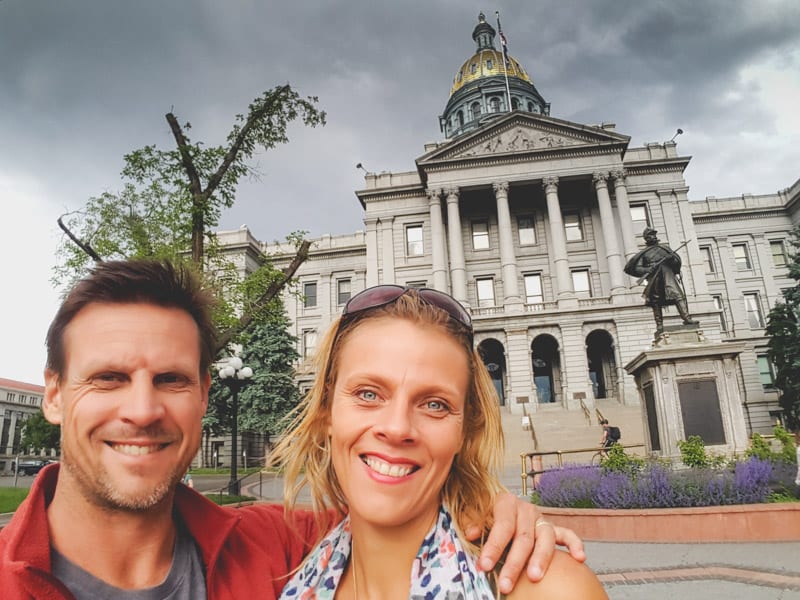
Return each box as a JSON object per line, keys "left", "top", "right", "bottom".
{"left": 564, "top": 213, "right": 584, "bottom": 242}
{"left": 518, "top": 216, "right": 536, "bottom": 245}
{"left": 712, "top": 295, "right": 727, "bottom": 332}
{"left": 407, "top": 281, "right": 427, "bottom": 289}
{"left": 771, "top": 240, "right": 788, "bottom": 267}
{"left": 486, "top": 58, "right": 493, "bottom": 69}
{"left": 757, "top": 354, "right": 775, "bottom": 389}
{"left": 572, "top": 269, "right": 591, "bottom": 297}
{"left": 406, "top": 225, "right": 424, "bottom": 256}
{"left": 489, "top": 97, "right": 500, "bottom": 113}
{"left": 303, "top": 282, "right": 317, "bottom": 308}
{"left": 476, "top": 278, "right": 495, "bottom": 307}
{"left": 472, "top": 221, "right": 490, "bottom": 250}
{"left": 700, "top": 246, "right": 715, "bottom": 273}
{"left": 471, "top": 102, "right": 481, "bottom": 120}
{"left": 732, "top": 243, "right": 752, "bottom": 270}
{"left": 337, "top": 279, "right": 351, "bottom": 305}
{"left": 457, "top": 110, "right": 464, "bottom": 127}
{"left": 470, "top": 62, "right": 477, "bottom": 74}
{"left": 630, "top": 205, "right": 650, "bottom": 232}
{"left": 511, "top": 97, "right": 519, "bottom": 110}
{"left": 744, "top": 293, "right": 764, "bottom": 328}
{"left": 524, "top": 274, "right": 543, "bottom": 304}
{"left": 302, "top": 330, "right": 317, "bottom": 360}
{"left": 6, "top": 393, "right": 15, "bottom": 402}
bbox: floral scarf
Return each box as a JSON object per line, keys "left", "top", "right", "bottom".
{"left": 279, "top": 505, "right": 496, "bottom": 599}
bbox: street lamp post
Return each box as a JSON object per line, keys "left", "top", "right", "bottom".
{"left": 218, "top": 356, "right": 253, "bottom": 495}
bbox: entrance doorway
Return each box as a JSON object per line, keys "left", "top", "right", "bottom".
{"left": 531, "top": 334, "right": 561, "bottom": 404}
{"left": 478, "top": 338, "right": 506, "bottom": 406}
{"left": 586, "top": 329, "right": 617, "bottom": 400}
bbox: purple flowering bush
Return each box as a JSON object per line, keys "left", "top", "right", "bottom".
{"left": 533, "top": 457, "right": 774, "bottom": 509}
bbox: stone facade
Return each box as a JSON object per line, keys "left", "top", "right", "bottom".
{"left": 220, "top": 15, "right": 799, "bottom": 439}
{"left": 0, "top": 377, "right": 48, "bottom": 472}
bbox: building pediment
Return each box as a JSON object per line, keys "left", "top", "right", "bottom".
{"left": 418, "top": 112, "right": 629, "bottom": 168}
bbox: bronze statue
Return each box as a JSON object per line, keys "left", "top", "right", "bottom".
{"left": 624, "top": 227, "right": 698, "bottom": 333}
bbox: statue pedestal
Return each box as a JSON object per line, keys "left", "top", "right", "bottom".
{"left": 624, "top": 326, "right": 749, "bottom": 461}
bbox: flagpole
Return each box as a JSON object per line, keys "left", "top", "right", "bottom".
{"left": 496, "top": 11, "right": 513, "bottom": 112}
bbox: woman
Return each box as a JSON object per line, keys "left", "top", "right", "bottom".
{"left": 273, "top": 285, "right": 606, "bottom": 599}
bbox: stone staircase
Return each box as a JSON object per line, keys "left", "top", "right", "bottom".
{"left": 499, "top": 401, "right": 646, "bottom": 489}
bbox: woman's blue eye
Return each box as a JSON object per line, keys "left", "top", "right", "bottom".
{"left": 359, "top": 390, "right": 377, "bottom": 401}
{"left": 427, "top": 400, "right": 448, "bottom": 411}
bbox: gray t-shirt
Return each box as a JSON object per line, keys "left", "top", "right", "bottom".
{"left": 51, "top": 524, "right": 206, "bottom": 600}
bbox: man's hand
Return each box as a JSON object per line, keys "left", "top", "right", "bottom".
{"left": 464, "top": 492, "right": 585, "bottom": 595}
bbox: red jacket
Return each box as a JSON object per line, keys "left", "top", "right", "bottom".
{"left": 0, "top": 464, "right": 320, "bottom": 599}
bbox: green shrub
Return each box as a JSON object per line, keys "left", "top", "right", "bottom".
{"left": 678, "top": 435, "right": 710, "bottom": 468}
{"left": 746, "top": 425, "right": 798, "bottom": 465}
{"left": 601, "top": 443, "right": 645, "bottom": 475}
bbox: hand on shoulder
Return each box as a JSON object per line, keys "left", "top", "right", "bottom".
{"left": 504, "top": 549, "right": 607, "bottom": 600}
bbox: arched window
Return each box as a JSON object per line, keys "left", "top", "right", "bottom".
{"left": 490, "top": 97, "right": 500, "bottom": 113}
{"left": 511, "top": 97, "right": 519, "bottom": 110}
{"left": 471, "top": 102, "right": 481, "bottom": 120}
{"left": 457, "top": 110, "right": 464, "bottom": 127}
{"left": 527, "top": 101, "right": 534, "bottom": 112}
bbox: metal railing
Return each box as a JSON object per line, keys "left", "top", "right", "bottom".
{"left": 595, "top": 407, "right": 606, "bottom": 425}
{"left": 519, "top": 444, "right": 646, "bottom": 496}
{"left": 578, "top": 398, "right": 591, "bottom": 425}
{"left": 520, "top": 403, "right": 538, "bottom": 450}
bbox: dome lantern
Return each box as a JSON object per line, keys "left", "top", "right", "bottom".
{"left": 439, "top": 12, "right": 550, "bottom": 139}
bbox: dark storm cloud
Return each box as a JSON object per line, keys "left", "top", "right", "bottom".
{"left": 1, "top": 0, "right": 798, "bottom": 244}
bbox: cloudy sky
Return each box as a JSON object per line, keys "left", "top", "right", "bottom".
{"left": 2, "top": 0, "right": 799, "bottom": 384}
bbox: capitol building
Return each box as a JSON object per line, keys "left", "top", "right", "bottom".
{"left": 221, "top": 13, "right": 798, "bottom": 455}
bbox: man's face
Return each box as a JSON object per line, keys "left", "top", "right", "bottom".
{"left": 644, "top": 231, "right": 658, "bottom": 245}
{"left": 43, "top": 302, "right": 209, "bottom": 512}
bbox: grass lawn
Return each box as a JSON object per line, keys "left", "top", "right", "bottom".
{"left": 188, "top": 467, "right": 266, "bottom": 476}
{"left": 205, "top": 493, "right": 256, "bottom": 506}
{"left": 0, "top": 488, "right": 29, "bottom": 513}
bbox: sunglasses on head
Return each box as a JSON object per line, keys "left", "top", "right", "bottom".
{"left": 341, "top": 284, "right": 472, "bottom": 337}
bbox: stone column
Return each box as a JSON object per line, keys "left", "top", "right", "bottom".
{"left": 5, "top": 411, "right": 18, "bottom": 454}
{"left": 593, "top": 171, "right": 625, "bottom": 294}
{"left": 445, "top": 188, "right": 468, "bottom": 303}
{"left": 365, "top": 217, "right": 379, "bottom": 288}
{"left": 611, "top": 169, "right": 638, "bottom": 260}
{"left": 381, "top": 216, "right": 396, "bottom": 284}
{"left": 427, "top": 188, "right": 448, "bottom": 291}
{"left": 493, "top": 181, "right": 522, "bottom": 309}
{"left": 542, "top": 176, "right": 573, "bottom": 298}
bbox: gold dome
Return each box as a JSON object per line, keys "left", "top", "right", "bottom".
{"left": 450, "top": 49, "right": 532, "bottom": 96}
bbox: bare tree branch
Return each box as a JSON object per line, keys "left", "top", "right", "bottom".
{"left": 57, "top": 215, "right": 103, "bottom": 262}
{"left": 166, "top": 112, "right": 207, "bottom": 265}
{"left": 204, "top": 85, "right": 290, "bottom": 198}
{"left": 215, "top": 239, "right": 311, "bottom": 351}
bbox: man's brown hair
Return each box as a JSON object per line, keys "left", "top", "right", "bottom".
{"left": 46, "top": 259, "right": 218, "bottom": 378}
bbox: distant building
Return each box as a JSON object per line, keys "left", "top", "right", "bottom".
{"left": 220, "top": 13, "right": 798, "bottom": 439}
{"left": 0, "top": 377, "right": 46, "bottom": 472}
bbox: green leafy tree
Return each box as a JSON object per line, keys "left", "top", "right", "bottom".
{"left": 54, "top": 84, "right": 325, "bottom": 351}
{"left": 208, "top": 312, "right": 301, "bottom": 446}
{"left": 766, "top": 225, "right": 800, "bottom": 429}
{"left": 20, "top": 412, "right": 61, "bottom": 454}
{"left": 54, "top": 86, "right": 324, "bottom": 464}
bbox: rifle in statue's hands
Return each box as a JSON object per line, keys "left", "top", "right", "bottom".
{"left": 635, "top": 239, "right": 691, "bottom": 285}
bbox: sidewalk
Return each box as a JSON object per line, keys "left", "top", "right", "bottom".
{"left": 585, "top": 541, "right": 800, "bottom": 599}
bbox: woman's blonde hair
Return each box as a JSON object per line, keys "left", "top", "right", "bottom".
{"left": 270, "top": 290, "right": 505, "bottom": 545}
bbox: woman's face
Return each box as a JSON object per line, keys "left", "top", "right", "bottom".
{"left": 328, "top": 317, "right": 468, "bottom": 532}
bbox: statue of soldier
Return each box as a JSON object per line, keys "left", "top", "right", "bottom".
{"left": 624, "top": 227, "right": 698, "bottom": 333}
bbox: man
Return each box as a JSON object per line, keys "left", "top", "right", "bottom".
{"left": 599, "top": 419, "right": 621, "bottom": 452}
{"left": 0, "top": 259, "right": 583, "bottom": 599}
{"left": 624, "top": 227, "right": 698, "bottom": 333}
